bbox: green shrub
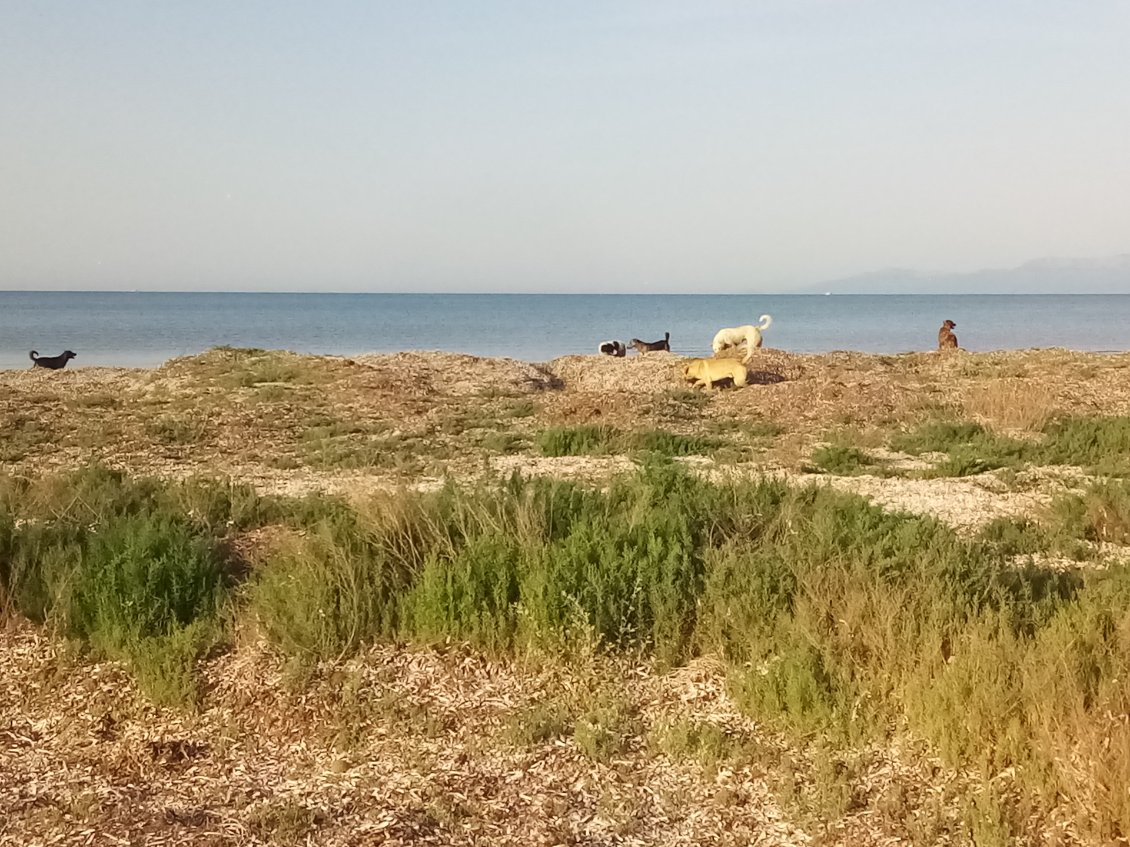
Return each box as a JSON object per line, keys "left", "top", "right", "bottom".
{"left": 0, "top": 482, "right": 228, "bottom": 708}
{"left": 506, "top": 700, "right": 573, "bottom": 746}
{"left": 250, "top": 524, "right": 404, "bottom": 659}
{"left": 919, "top": 449, "right": 1012, "bottom": 478}
{"left": 162, "top": 476, "right": 272, "bottom": 533}
{"left": 891, "top": 420, "right": 1028, "bottom": 477}
{"left": 11, "top": 461, "right": 1130, "bottom": 835}
{"left": 1040, "top": 416, "right": 1130, "bottom": 472}
{"left": 977, "top": 517, "right": 1048, "bottom": 556}
{"left": 536, "top": 425, "right": 620, "bottom": 456}
{"left": 67, "top": 514, "right": 223, "bottom": 648}
{"left": 477, "top": 431, "right": 526, "bottom": 454}
{"left": 129, "top": 621, "right": 219, "bottom": 707}
{"left": 536, "top": 426, "right": 720, "bottom": 457}
{"left": 730, "top": 641, "right": 839, "bottom": 733}
{"left": 1048, "top": 480, "right": 1130, "bottom": 545}
{"left": 696, "top": 545, "right": 795, "bottom": 662}
{"left": 519, "top": 503, "right": 700, "bottom": 664}
{"left": 0, "top": 522, "right": 84, "bottom": 623}
{"left": 630, "top": 429, "right": 720, "bottom": 456}
{"left": 400, "top": 535, "right": 522, "bottom": 651}
{"left": 890, "top": 420, "right": 988, "bottom": 454}
{"left": 804, "top": 445, "right": 875, "bottom": 475}
{"left": 893, "top": 414, "right": 1130, "bottom": 477}
{"left": 651, "top": 717, "right": 739, "bottom": 768}
{"left": 742, "top": 420, "right": 786, "bottom": 439}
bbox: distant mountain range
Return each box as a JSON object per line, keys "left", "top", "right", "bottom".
{"left": 803, "top": 254, "right": 1130, "bottom": 294}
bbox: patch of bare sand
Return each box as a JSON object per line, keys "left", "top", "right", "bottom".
{"left": 490, "top": 454, "right": 635, "bottom": 483}
{"left": 699, "top": 461, "right": 1087, "bottom": 534}
{"left": 811, "top": 472, "right": 1054, "bottom": 531}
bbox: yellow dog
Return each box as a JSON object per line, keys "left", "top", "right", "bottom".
{"left": 682, "top": 357, "right": 748, "bottom": 390}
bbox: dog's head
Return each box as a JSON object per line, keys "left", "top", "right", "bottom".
{"left": 941, "top": 320, "right": 956, "bottom": 330}
{"left": 63, "top": 351, "right": 77, "bottom": 360}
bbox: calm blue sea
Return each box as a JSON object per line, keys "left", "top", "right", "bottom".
{"left": 0, "top": 292, "right": 1127, "bottom": 370}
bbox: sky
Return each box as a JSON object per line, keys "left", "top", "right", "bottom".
{"left": 2, "top": 1, "right": 1129, "bottom": 293}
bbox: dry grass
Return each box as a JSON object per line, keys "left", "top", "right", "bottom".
{"left": 964, "top": 378, "right": 1058, "bottom": 432}
{"left": 2, "top": 346, "right": 1130, "bottom": 519}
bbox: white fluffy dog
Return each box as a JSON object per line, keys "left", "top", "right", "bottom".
{"left": 711, "top": 315, "right": 773, "bottom": 362}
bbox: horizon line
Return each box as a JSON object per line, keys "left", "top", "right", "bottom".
{"left": 3, "top": 289, "right": 1130, "bottom": 297}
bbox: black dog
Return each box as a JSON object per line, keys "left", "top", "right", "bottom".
{"left": 29, "top": 350, "right": 77, "bottom": 370}
{"left": 629, "top": 332, "right": 670, "bottom": 354}
{"left": 598, "top": 340, "right": 626, "bottom": 357}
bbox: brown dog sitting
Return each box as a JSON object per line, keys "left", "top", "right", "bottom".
{"left": 937, "top": 320, "right": 959, "bottom": 351}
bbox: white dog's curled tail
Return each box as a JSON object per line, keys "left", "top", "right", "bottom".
{"left": 758, "top": 315, "right": 772, "bottom": 330}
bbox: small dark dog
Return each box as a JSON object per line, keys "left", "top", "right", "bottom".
{"left": 29, "top": 350, "right": 77, "bottom": 370}
{"left": 937, "top": 320, "right": 959, "bottom": 351}
{"left": 598, "top": 340, "right": 626, "bottom": 357}
{"left": 629, "top": 332, "right": 670, "bottom": 354}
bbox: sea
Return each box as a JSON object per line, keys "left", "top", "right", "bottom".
{"left": 1, "top": 291, "right": 1127, "bottom": 370}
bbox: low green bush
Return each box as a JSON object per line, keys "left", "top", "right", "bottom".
{"left": 5, "top": 460, "right": 1130, "bottom": 837}
{"left": 804, "top": 445, "right": 875, "bottom": 475}
{"left": 400, "top": 534, "right": 522, "bottom": 651}
{"left": 536, "top": 425, "right": 721, "bottom": 457}
{"left": 536, "top": 425, "right": 619, "bottom": 456}
{"left": 1040, "top": 416, "right": 1130, "bottom": 472}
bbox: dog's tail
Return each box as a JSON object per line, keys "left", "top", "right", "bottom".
{"left": 664, "top": 332, "right": 670, "bottom": 343}
{"left": 28, "top": 351, "right": 38, "bottom": 362}
{"left": 758, "top": 315, "right": 772, "bottom": 331}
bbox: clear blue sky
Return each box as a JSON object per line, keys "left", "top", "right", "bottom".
{"left": 2, "top": 1, "right": 1128, "bottom": 292}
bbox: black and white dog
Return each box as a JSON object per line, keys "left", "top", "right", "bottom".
{"left": 598, "top": 340, "right": 626, "bottom": 357}
{"left": 29, "top": 350, "right": 77, "bottom": 370}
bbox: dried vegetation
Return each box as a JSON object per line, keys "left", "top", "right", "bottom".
{"left": 5, "top": 345, "right": 1130, "bottom": 845}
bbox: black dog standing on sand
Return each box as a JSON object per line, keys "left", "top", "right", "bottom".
{"left": 29, "top": 350, "right": 77, "bottom": 370}
{"left": 629, "top": 332, "right": 671, "bottom": 354}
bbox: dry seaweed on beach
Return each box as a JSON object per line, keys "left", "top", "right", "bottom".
{"left": 2, "top": 616, "right": 987, "bottom": 847}
{"left": 3, "top": 346, "right": 1130, "bottom": 530}
{"left": 353, "top": 351, "right": 563, "bottom": 396}
{"left": 6, "top": 346, "right": 1130, "bottom": 845}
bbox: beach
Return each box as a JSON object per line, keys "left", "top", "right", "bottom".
{"left": 3, "top": 345, "right": 1128, "bottom": 525}
{"left": 3, "top": 346, "right": 1130, "bottom": 845}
